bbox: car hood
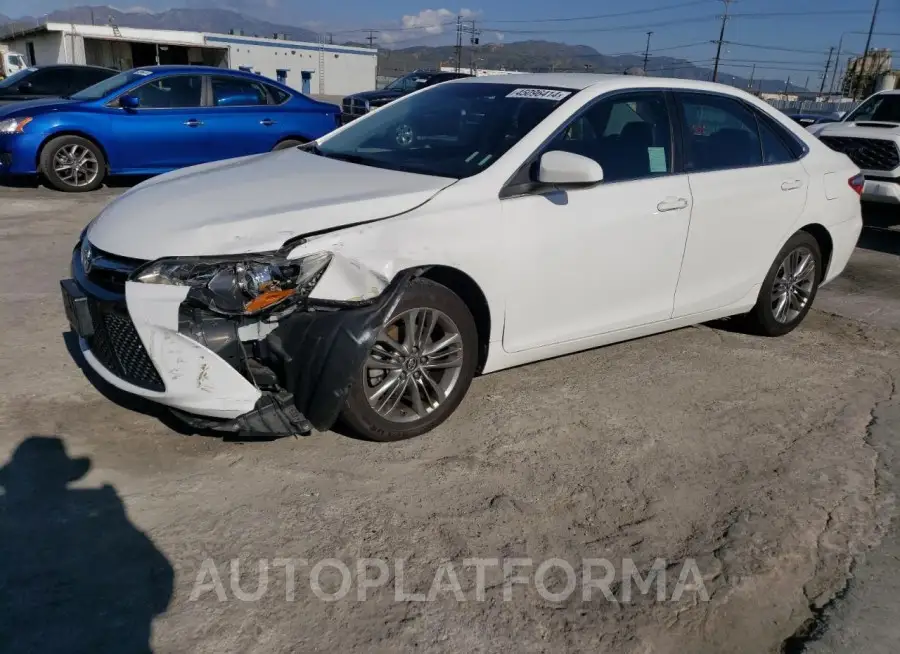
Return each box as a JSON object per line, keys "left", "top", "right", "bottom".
{"left": 0, "top": 97, "right": 77, "bottom": 116}
{"left": 345, "top": 89, "right": 403, "bottom": 103}
{"left": 815, "top": 121, "right": 900, "bottom": 138}
{"left": 86, "top": 148, "right": 457, "bottom": 260}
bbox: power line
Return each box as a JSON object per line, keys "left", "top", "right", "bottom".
{"left": 483, "top": 0, "right": 716, "bottom": 24}
{"left": 478, "top": 15, "right": 719, "bottom": 34}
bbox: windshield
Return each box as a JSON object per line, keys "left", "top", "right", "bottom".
{"left": 317, "top": 82, "right": 575, "bottom": 178}
{"left": 8, "top": 55, "right": 26, "bottom": 68}
{"left": 70, "top": 70, "right": 150, "bottom": 101}
{"left": 385, "top": 73, "right": 429, "bottom": 92}
{"left": 0, "top": 67, "right": 35, "bottom": 89}
{"left": 845, "top": 94, "right": 900, "bottom": 123}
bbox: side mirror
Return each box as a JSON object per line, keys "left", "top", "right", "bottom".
{"left": 119, "top": 94, "right": 140, "bottom": 110}
{"left": 537, "top": 150, "right": 604, "bottom": 186}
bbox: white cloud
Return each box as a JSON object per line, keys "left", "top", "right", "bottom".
{"left": 379, "top": 7, "right": 480, "bottom": 44}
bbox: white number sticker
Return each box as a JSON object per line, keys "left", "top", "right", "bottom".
{"left": 133, "top": 70, "right": 153, "bottom": 76}
{"left": 505, "top": 88, "right": 572, "bottom": 101}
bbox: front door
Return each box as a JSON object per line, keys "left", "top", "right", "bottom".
{"left": 501, "top": 91, "right": 694, "bottom": 353}
{"left": 201, "top": 75, "right": 283, "bottom": 160}
{"left": 671, "top": 91, "right": 810, "bottom": 318}
{"left": 107, "top": 73, "right": 208, "bottom": 172}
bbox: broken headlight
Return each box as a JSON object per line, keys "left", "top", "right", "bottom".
{"left": 132, "top": 252, "right": 332, "bottom": 316}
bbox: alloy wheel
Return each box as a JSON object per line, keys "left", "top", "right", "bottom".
{"left": 363, "top": 308, "right": 464, "bottom": 423}
{"left": 771, "top": 245, "right": 816, "bottom": 324}
{"left": 53, "top": 144, "right": 100, "bottom": 188}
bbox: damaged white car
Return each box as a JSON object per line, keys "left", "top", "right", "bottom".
{"left": 61, "top": 74, "right": 863, "bottom": 441}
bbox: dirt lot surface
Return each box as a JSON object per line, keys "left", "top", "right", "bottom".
{"left": 1, "top": 186, "right": 899, "bottom": 653}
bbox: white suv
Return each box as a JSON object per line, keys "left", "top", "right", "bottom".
{"left": 60, "top": 74, "right": 863, "bottom": 442}
{"left": 814, "top": 90, "right": 900, "bottom": 206}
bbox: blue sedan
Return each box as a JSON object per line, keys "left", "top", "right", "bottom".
{"left": 0, "top": 65, "right": 340, "bottom": 192}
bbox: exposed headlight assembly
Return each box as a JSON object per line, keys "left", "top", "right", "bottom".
{"left": 133, "top": 252, "right": 332, "bottom": 316}
{"left": 0, "top": 117, "right": 32, "bottom": 134}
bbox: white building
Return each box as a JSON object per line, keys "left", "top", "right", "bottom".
{"left": 0, "top": 22, "right": 377, "bottom": 96}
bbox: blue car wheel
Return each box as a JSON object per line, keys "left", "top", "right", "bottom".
{"left": 39, "top": 135, "right": 107, "bottom": 193}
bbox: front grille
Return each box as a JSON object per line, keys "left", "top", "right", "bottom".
{"left": 341, "top": 97, "right": 369, "bottom": 117}
{"left": 86, "top": 300, "right": 165, "bottom": 392}
{"left": 819, "top": 136, "right": 900, "bottom": 172}
{"left": 83, "top": 245, "right": 145, "bottom": 294}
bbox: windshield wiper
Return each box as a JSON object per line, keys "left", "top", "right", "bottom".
{"left": 321, "top": 152, "right": 373, "bottom": 165}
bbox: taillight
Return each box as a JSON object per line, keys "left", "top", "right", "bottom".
{"left": 849, "top": 173, "right": 865, "bottom": 196}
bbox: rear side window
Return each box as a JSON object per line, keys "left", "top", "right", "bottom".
{"left": 211, "top": 76, "right": 269, "bottom": 107}
{"left": 266, "top": 85, "right": 291, "bottom": 104}
{"left": 756, "top": 115, "right": 798, "bottom": 164}
{"left": 22, "top": 68, "right": 72, "bottom": 95}
{"left": 678, "top": 92, "right": 763, "bottom": 171}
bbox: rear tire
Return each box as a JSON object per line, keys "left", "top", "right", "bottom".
{"left": 39, "top": 135, "right": 106, "bottom": 193}
{"left": 272, "top": 139, "right": 305, "bottom": 151}
{"left": 741, "top": 231, "right": 822, "bottom": 337}
{"left": 340, "top": 278, "right": 478, "bottom": 442}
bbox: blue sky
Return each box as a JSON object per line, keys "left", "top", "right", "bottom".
{"left": 2, "top": 0, "right": 897, "bottom": 83}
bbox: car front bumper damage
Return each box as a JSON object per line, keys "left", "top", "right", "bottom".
{"left": 61, "top": 246, "right": 413, "bottom": 438}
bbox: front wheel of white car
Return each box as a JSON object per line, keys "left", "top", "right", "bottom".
{"left": 340, "top": 278, "right": 478, "bottom": 441}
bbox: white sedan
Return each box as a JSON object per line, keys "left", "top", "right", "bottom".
{"left": 61, "top": 73, "right": 864, "bottom": 442}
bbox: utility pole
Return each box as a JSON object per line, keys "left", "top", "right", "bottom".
{"left": 711, "top": 0, "right": 733, "bottom": 83}
{"left": 462, "top": 20, "right": 481, "bottom": 75}
{"left": 783, "top": 76, "right": 791, "bottom": 97}
{"left": 365, "top": 30, "right": 377, "bottom": 47}
{"left": 748, "top": 63, "right": 755, "bottom": 89}
{"left": 856, "top": 0, "right": 881, "bottom": 98}
{"left": 642, "top": 31, "right": 653, "bottom": 72}
{"left": 454, "top": 15, "right": 463, "bottom": 73}
{"left": 820, "top": 46, "right": 834, "bottom": 94}
{"left": 829, "top": 35, "right": 844, "bottom": 94}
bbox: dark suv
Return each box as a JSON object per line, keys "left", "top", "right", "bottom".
{"left": 0, "top": 64, "right": 118, "bottom": 105}
{"left": 340, "top": 70, "right": 472, "bottom": 123}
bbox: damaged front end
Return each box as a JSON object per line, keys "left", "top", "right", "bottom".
{"left": 170, "top": 267, "right": 413, "bottom": 438}
{"left": 63, "top": 235, "right": 416, "bottom": 439}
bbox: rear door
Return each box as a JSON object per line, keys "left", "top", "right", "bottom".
{"left": 671, "top": 91, "right": 809, "bottom": 317}
{"left": 107, "top": 73, "right": 208, "bottom": 172}
{"left": 200, "top": 75, "right": 283, "bottom": 160}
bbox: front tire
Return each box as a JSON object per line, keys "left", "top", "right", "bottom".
{"left": 340, "top": 278, "right": 478, "bottom": 442}
{"left": 272, "top": 139, "right": 305, "bottom": 151}
{"left": 742, "top": 231, "right": 822, "bottom": 336}
{"left": 39, "top": 135, "right": 106, "bottom": 192}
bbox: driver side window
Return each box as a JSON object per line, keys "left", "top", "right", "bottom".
{"left": 130, "top": 75, "right": 203, "bottom": 108}
{"left": 548, "top": 92, "right": 673, "bottom": 182}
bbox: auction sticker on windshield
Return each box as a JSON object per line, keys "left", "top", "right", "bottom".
{"left": 506, "top": 88, "right": 572, "bottom": 101}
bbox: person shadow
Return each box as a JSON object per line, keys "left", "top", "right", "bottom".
{"left": 0, "top": 436, "right": 174, "bottom": 654}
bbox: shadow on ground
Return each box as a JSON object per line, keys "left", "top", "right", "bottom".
{"left": 0, "top": 436, "right": 173, "bottom": 653}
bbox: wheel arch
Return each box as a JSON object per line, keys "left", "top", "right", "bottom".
{"left": 36, "top": 131, "right": 110, "bottom": 172}
{"left": 408, "top": 265, "right": 492, "bottom": 374}
{"left": 797, "top": 223, "right": 834, "bottom": 282}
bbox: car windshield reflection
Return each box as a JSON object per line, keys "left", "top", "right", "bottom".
{"left": 317, "top": 82, "right": 575, "bottom": 178}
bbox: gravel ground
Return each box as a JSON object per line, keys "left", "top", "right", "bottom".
{"left": 1, "top": 186, "right": 899, "bottom": 653}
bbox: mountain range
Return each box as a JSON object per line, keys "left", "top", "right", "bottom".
{"left": 0, "top": 5, "right": 809, "bottom": 92}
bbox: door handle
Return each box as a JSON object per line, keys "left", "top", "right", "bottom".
{"left": 781, "top": 180, "right": 803, "bottom": 191}
{"left": 657, "top": 197, "right": 689, "bottom": 213}
{"left": 260, "top": 119, "right": 276, "bottom": 126}
{"left": 184, "top": 119, "right": 203, "bottom": 127}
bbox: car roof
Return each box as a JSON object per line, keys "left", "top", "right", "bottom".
{"left": 27, "top": 64, "right": 117, "bottom": 71}
{"left": 450, "top": 72, "right": 767, "bottom": 96}
{"left": 132, "top": 65, "right": 279, "bottom": 80}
